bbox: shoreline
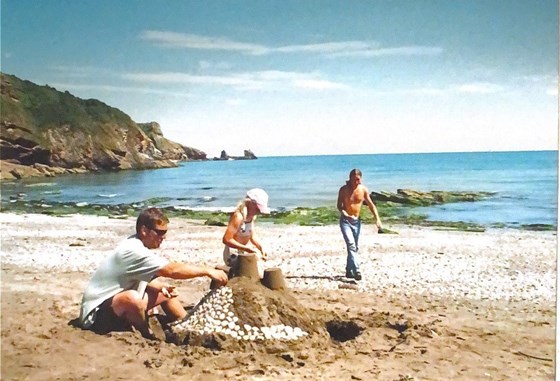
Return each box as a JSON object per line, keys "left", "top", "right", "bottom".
{"left": 0, "top": 201, "right": 556, "bottom": 232}
{"left": 0, "top": 212, "right": 556, "bottom": 380}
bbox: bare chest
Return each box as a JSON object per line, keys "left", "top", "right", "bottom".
{"left": 343, "top": 187, "right": 364, "bottom": 204}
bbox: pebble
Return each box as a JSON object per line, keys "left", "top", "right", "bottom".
{"left": 1, "top": 214, "right": 555, "bottom": 322}
{"left": 170, "top": 286, "right": 309, "bottom": 342}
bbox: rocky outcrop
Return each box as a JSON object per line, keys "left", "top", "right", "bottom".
{"left": 0, "top": 73, "right": 208, "bottom": 179}
{"left": 214, "top": 150, "right": 230, "bottom": 161}
{"left": 1, "top": 160, "right": 88, "bottom": 180}
{"left": 137, "top": 122, "right": 207, "bottom": 161}
{"left": 183, "top": 146, "right": 207, "bottom": 160}
{"left": 371, "top": 189, "right": 495, "bottom": 206}
{"left": 213, "top": 149, "right": 258, "bottom": 161}
{"left": 242, "top": 149, "right": 257, "bottom": 159}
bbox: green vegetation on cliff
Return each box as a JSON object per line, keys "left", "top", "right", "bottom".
{"left": 1, "top": 73, "right": 135, "bottom": 147}
{"left": 1, "top": 73, "right": 204, "bottom": 179}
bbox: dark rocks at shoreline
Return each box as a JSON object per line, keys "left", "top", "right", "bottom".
{"left": 213, "top": 149, "right": 257, "bottom": 161}
{"left": 1, "top": 198, "right": 555, "bottom": 232}
{"left": 1, "top": 160, "right": 90, "bottom": 179}
{"left": 371, "top": 189, "right": 495, "bottom": 206}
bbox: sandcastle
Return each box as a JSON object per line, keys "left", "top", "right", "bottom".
{"left": 167, "top": 253, "right": 327, "bottom": 347}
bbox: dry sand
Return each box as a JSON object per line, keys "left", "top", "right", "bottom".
{"left": 0, "top": 213, "right": 556, "bottom": 380}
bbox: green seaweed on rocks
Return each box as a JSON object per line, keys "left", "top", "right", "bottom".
{"left": 520, "top": 224, "right": 557, "bottom": 231}
{"left": 269, "top": 207, "right": 340, "bottom": 226}
{"left": 0, "top": 198, "right": 554, "bottom": 232}
{"left": 385, "top": 213, "right": 486, "bottom": 232}
{"left": 144, "top": 197, "right": 174, "bottom": 205}
{"left": 268, "top": 203, "right": 404, "bottom": 226}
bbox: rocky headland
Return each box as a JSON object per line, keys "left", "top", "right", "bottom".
{"left": 0, "top": 73, "right": 256, "bottom": 181}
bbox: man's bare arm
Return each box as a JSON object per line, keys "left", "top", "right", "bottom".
{"left": 157, "top": 262, "right": 228, "bottom": 285}
{"left": 363, "top": 187, "right": 382, "bottom": 228}
{"left": 337, "top": 187, "right": 349, "bottom": 217}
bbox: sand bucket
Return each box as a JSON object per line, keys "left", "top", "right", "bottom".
{"left": 231, "top": 253, "right": 260, "bottom": 280}
{"left": 261, "top": 267, "right": 287, "bottom": 291}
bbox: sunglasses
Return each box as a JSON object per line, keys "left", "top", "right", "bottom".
{"left": 150, "top": 227, "right": 168, "bottom": 237}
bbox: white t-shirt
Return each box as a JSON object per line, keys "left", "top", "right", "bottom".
{"left": 79, "top": 235, "right": 169, "bottom": 327}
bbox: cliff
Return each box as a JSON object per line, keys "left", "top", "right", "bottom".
{"left": 0, "top": 73, "right": 206, "bottom": 180}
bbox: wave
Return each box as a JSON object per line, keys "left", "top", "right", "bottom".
{"left": 97, "top": 193, "right": 121, "bottom": 198}
{"left": 173, "top": 206, "right": 235, "bottom": 213}
{"left": 199, "top": 196, "right": 216, "bottom": 203}
{"left": 25, "top": 182, "right": 57, "bottom": 187}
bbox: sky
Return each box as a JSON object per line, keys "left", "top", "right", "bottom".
{"left": 1, "top": 0, "right": 558, "bottom": 157}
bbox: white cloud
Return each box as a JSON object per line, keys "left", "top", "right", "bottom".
{"left": 293, "top": 79, "right": 349, "bottom": 90}
{"left": 141, "top": 30, "right": 268, "bottom": 54}
{"left": 364, "top": 82, "right": 507, "bottom": 97}
{"left": 122, "top": 70, "right": 349, "bottom": 92}
{"left": 198, "top": 60, "right": 232, "bottom": 71}
{"left": 275, "top": 41, "right": 376, "bottom": 54}
{"left": 225, "top": 98, "right": 246, "bottom": 106}
{"left": 455, "top": 82, "right": 504, "bottom": 94}
{"left": 122, "top": 72, "right": 261, "bottom": 88}
{"left": 546, "top": 87, "right": 558, "bottom": 96}
{"left": 141, "top": 31, "right": 443, "bottom": 58}
{"left": 399, "top": 87, "right": 446, "bottom": 96}
{"left": 50, "top": 65, "right": 104, "bottom": 78}
{"left": 517, "top": 74, "right": 556, "bottom": 83}
{"left": 48, "top": 82, "right": 192, "bottom": 98}
{"left": 327, "top": 46, "right": 443, "bottom": 58}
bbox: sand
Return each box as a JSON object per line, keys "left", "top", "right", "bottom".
{"left": 0, "top": 213, "right": 556, "bottom": 380}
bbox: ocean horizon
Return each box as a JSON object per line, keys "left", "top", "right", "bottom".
{"left": 1, "top": 150, "right": 557, "bottom": 227}
{"left": 254, "top": 148, "right": 557, "bottom": 158}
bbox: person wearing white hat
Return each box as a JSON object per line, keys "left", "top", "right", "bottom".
{"left": 222, "top": 188, "right": 270, "bottom": 278}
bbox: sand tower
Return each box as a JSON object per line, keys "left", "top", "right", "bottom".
{"left": 167, "top": 253, "right": 330, "bottom": 350}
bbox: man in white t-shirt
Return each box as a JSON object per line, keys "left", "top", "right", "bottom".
{"left": 79, "top": 207, "right": 228, "bottom": 339}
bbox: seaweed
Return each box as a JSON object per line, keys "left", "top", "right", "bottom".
{"left": 0, "top": 198, "right": 554, "bottom": 233}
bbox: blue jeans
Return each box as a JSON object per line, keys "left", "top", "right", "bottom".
{"left": 340, "top": 215, "right": 361, "bottom": 275}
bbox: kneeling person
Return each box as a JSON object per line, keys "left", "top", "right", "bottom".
{"left": 78, "top": 207, "right": 228, "bottom": 339}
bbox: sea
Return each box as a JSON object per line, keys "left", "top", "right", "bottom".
{"left": 1, "top": 150, "right": 557, "bottom": 227}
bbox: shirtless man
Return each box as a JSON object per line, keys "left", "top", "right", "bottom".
{"left": 337, "top": 169, "right": 382, "bottom": 280}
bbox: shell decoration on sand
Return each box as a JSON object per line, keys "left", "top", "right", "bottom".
{"left": 169, "top": 286, "right": 308, "bottom": 341}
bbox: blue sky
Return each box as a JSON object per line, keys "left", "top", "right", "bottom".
{"left": 1, "top": 0, "right": 558, "bottom": 157}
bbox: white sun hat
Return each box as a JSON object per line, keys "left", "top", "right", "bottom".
{"left": 246, "top": 188, "right": 270, "bottom": 214}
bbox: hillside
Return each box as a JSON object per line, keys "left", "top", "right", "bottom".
{"left": 0, "top": 73, "right": 206, "bottom": 180}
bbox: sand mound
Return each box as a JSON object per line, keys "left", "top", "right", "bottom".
{"left": 168, "top": 277, "right": 331, "bottom": 352}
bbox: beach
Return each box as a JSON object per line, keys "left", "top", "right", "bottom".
{"left": 0, "top": 213, "right": 556, "bottom": 380}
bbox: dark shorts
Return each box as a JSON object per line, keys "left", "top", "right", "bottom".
{"left": 89, "top": 300, "right": 132, "bottom": 334}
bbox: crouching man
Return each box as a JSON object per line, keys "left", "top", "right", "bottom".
{"left": 78, "top": 207, "right": 228, "bottom": 339}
